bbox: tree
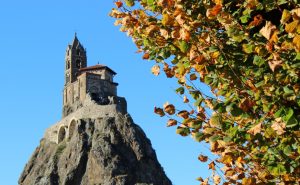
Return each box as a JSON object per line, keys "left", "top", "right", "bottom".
{"left": 110, "top": 0, "right": 300, "bottom": 184}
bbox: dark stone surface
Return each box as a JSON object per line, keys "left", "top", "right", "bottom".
{"left": 19, "top": 114, "right": 172, "bottom": 185}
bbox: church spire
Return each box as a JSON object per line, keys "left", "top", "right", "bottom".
{"left": 65, "top": 34, "right": 87, "bottom": 84}
{"left": 71, "top": 32, "right": 80, "bottom": 49}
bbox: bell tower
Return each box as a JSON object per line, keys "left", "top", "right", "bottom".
{"left": 65, "top": 33, "right": 87, "bottom": 85}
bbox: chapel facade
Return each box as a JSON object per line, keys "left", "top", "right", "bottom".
{"left": 62, "top": 34, "right": 121, "bottom": 117}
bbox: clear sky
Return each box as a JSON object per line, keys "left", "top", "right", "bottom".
{"left": 0, "top": 1, "right": 211, "bottom": 184}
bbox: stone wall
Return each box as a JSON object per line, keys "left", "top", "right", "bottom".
{"left": 46, "top": 95, "right": 127, "bottom": 144}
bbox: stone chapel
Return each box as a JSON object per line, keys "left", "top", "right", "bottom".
{"left": 62, "top": 34, "right": 124, "bottom": 117}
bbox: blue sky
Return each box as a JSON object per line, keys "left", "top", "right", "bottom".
{"left": 0, "top": 1, "right": 211, "bottom": 184}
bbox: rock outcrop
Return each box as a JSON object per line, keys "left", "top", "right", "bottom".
{"left": 19, "top": 112, "right": 172, "bottom": 185}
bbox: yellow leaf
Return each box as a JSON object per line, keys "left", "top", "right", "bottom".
{"left": 211, "top": 51, "right": 220, "bottom": 59}
{"left": 281, "top": 9, "right": 291, "bottom": 24}
{"left": 247, "top": 122, "right": 262, "bottom": 135}
{"left": 259, "top": 21, "right": 276, "bottom": 40}
{"left": 162, "top": 13, "right": 173, "bottom": 26}
{"left": 293, "top": 34, "right": 300, "bottom": 51}
{"left": 271, "top": 117, "right": 286, "bottom": 135}
{"left": 213, "top": 175, "right": 221, "bottom": 184}
{"left": 270, "top": 30, "right": 279, "bottom": 43}
{"left": 213, "top": 0, "right": 223, "bottom": 5}
{"left": 285, "top": 20, "right": 299, "bottom": 33}
{"left": 242, "top": 177, "right": 256, "bottom": 185}
{"left": 151, "top": 65, "right": 160, "bottom": 76}
{"left": 220, "top": 155, "right": 233, "bottom": 165}
{"left": 292, "top": 8, "right": 300, "bottom": 18}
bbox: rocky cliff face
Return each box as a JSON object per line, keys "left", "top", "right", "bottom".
{"left": 19, "top": 113, "right": 172, "bottom": 185}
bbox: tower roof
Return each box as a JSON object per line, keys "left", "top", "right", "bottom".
{"left": 70, "top": 33, "right": 84, "bottom": 50}
{"left": 79, "top": 64, "right": 117, "bottom": 75}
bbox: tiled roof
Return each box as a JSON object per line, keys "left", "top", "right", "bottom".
{"left": 79, "top": 64, "right": 116, "bottom": 75}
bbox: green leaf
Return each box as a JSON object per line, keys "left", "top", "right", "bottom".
{"left": 274, "top": 108, "right": 284, "bottom": 118}
{"left": 242, "top": 44, "right": 254, "bottom": 54}
{"left": 210, "top": 114, "right": 222, "bottom": 128}
{"left": 209, "top": 135, "right": 220, "bottom": 142}
{"left": 125, "top": 0, "right": 135, "bottom": 7}
{"left": 147, "top": 0, "right": 154, "bottom": 6}
{"left": 176, "top": 127, "right": 190, "bottom": 136}
{"left": 190, "top": 90, "right": 201, "bottom": 99}
{"left": 193, "top": 132, "right": 205, "bottom": 142}
{"left": 179, "top": 41, "right": 189, "bottom": 53}
{"left": 176, "top": 87, "right": 185, "bottom": 95}
{"left": 253, "top": 55, "right": 265, "bottom": 67}
{"left": 268, "top": 163, "right": 287, "bottom": 176}
{"left": 204, "top": 76, "right": 214, "bottom": 85}
{"left": 286, "top": 116, "right": 298, "bottom": 128}
{"left": 284, "top": 108, "right": 294, "bottom": 121}
{"left": 283, "top": 145, "right": 292, "bottom": 156}
{"left": 190, "top": 120, "right": 202, "bottom": 130}
{"left": 194, "top": 97, "right": 203, "bottom": 106}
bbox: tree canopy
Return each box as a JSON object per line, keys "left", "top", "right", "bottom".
{"left": 110, "top": 0, "right": 300, "bottom": 184}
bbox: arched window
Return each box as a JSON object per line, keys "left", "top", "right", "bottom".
{"left": 57, "top": 126, "right": 66, "bottom": 143}
{"left": 68, "top": 120, "right": 76, "bottom": 140}
{"left": 77, "top": 49, "right": 81, "bottom": 56}
{"left": 66, "top": 73, "right": 70, "bottom": 84}
{"left": 76, "top": 60, "right": 81, "bottom": 68}
{"left": 66, "top": 60, "right": 70, "bottom": 69}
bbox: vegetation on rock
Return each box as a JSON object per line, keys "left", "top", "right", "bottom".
{"left": 110, "top": 0, "right": 300, "bottom": 184}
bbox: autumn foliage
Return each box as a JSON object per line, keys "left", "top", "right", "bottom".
{"left": 110, "top": 0, "right": 300, "bottom": 184}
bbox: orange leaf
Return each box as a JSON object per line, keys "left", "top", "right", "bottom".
{"left": 259, "top": 21, "right": 276, "bottom": 40}
{"left": 177, "top": 110, "right": 190, "bottom": 119}
{"left": 179, "top": 28, "right": 191, "bottom": 41}
{"left": 198, "top": 155, "right": 208, "bottom": 162}
{"left": 167, "top": 119, "right": 177, "bottom": 127}
{"left": 249, "top": 14, "right": 263, "bottom": 27}
{"left": 143, "top": 53, "right": 150, "bottom": 60}
{"left": 247, "top": 122, "right": 262, "bottom": 135}
{"left": 115, "top": 1, "right": 123, "bottom": 8}
{"left": 163, "top": 64, "right": 175, "bottom": 78}
{"left": 206, "top": 5, "right": 222, "bottom": 18}
{"left": 151, "top": 65, "right": 160, "bottom": 76}
{"left": 154, "top": 107, "right": 165, "bottom": 117}
{"left": 164, "top": 104, "right": 176, "bottom": 115}
{"left": 208, "top": 161, "right": 216, "bottom": 170}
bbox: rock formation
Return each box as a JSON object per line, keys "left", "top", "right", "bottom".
{"left": 19, "top": 35, "right": 172, "bottom": 185}
{"left": 19, "top": 100, "right": 172, "bottom": 185}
